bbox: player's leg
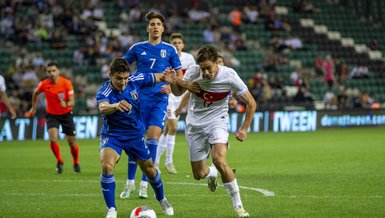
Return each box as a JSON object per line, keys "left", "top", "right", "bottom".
{"left": 61, "top": 112, "right": 80, "bottom": 173}
{"left": 186, "top": 124, "right": 217, "bottom": 183}
{"left": 211, "top": 140, "right": 249, "bottom": 217}
{"left": 120, "top": 156, "right": 137, "bottom": 199}
{"left": 165, "top": 118, "right": 177, "bottom": 174}
{"left": 155, "top": 121, "right": 169, "bottom": 170}
{"left": 99, "top": 137, "right": 121, "bottom": 218}
{"left": 139, "top": 127, "right": 162, "bottom": 198}
{"left": 131, "top": 137, "right": 174, "bottom": 216}
{"left": 46, "top": 114, "right": 63, "bottom": 173}
{"left": 139, "top": 100, "right": 167, "bottom": 198}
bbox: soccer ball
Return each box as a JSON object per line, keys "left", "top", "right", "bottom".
{"left": 130, "top": 205, "right": 157, "bottom": 218}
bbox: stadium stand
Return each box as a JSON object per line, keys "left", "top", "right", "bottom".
{"left": 0, "top": 0, "right": 384, "bottom": 117}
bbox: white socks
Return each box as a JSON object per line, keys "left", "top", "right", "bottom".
{"left": 224, "top": 178, "right": 243, "bottom": 210}
{"left": 165, "top": 135, "right": 176, "bottom": 165}
{"left": 155, "top": 134, "right": 167, "bottom": 165}
{"left": 204, "top": 164, "right": 218, "bottom": 179}
{"left": 156, "top": 134, "right": 176, "bottom": 165}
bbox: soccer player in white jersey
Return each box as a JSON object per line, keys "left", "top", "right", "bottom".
{"left": 171, "top": 45, "right": 256, "bottom": 218}
{"left": 154, "top": 33, "right": 196, "bottom": 174}
{"left": 0, "top": 75, "right": 17, "bottom": 119}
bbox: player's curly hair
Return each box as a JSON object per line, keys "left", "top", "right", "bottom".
{"left": 196, "top": 45, "right": 219, "bottom": 64}
{"left": 109, "top": 58, "right": 129, "bottom": 75}
{"left": 145, "top": 11, "right": 165, "bottom": 24}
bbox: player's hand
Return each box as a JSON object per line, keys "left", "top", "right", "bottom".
{"left": 235, "top": 129, "right": 247, "bottom": 142}
{"left": 174, "top": 107, "right": 182, "bottom": 117}
{"left": 115, "top": 100, "right": 132, "bottom": 113}
{"left": 186, "top": 82, "right": 201, "bottom": 94}
{"left": 161, "top": 84, "right": 171, "bottom": 94}
{"left": 29, "top": 108, "right": 36, "bottom": 117}
{"left": 164, "top": 68, "right": 176, "bottom": 77}
{"left": 60, "top": 101, "right": 66, "bottom": 108}
{"left": 228, "top": 98, "right": 237, "bottom": 108}
{"left": 9, "top": 109, "right": 17, "bottom": 119}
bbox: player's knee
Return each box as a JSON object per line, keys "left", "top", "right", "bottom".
{"left": 212, "top": 158, "right": 227, "bottom": 172}
{"left": 49, "top": 138, "right": 58, "bottom": 144}
{"left": 101, "top": 162, "right": 114, "bottom": 175}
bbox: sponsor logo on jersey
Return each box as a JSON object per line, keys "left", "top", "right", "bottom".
{"left": 160, "top": 49, "right": 167, "bottom": 58}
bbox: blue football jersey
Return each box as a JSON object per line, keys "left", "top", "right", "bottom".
{"left": 122, "top": 41, "right": 182, "bottom": 101}
{"left": 96, "top": 73, "right": 156, "bottom": 140}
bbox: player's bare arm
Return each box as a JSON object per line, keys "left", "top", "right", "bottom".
{"left": 235, "top": 91, "right": 257, "bottom": 142}
{"left": 99, "top": 100, "right": 132, "bottom": 115}
{"left": 175, "top": 92, "right": 191, "bottom": 116}
{"left": 29, "top": 89, "right": 41, "bottom": 117}
{"left": 167, "top": 69, "right": 201, "bottom": 95}
{"left": 60, "top": 95, "right": 75, "bottom": 108}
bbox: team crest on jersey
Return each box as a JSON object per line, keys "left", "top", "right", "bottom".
{"left": 130, "top": 90, "right": 138, "bottom": 100}
{"left": 160, "top": 49, "right": 167, "bottom": 58}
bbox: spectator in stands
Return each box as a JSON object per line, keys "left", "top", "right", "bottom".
{"left": 337, "top": 86, "right": 348, "bottom": 109}
{"left": 368, "top": 38, "right": 380, "bottom": 51}
{"left": 292, "top": 0, "right": 318, "bottom": 13}
{"left": 243, "top": 4, "right": 259, "bottom": 24}
{"left": 229, "top": 7, "right": 242, "bottom": 32}
{"left": 323, "top": 88, "right": 337, "bottom": 110}
{"left": 314, "top": 55, "right": 323, "bottom": 76}
{"left": 360, "top": 92, "right": 375, "bottom": 109}
{"left": 349, "top": 64, "right": 369, "bottom": 79}
{"left": 283, "top": 34, "right": 303, "bottom": 50}
{"left": 323, "top": 55, "right": 335, "bottom": 88}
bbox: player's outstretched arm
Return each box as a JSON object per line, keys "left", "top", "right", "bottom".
{"left": 175, "top": 92, "right": 191, "bottom": 116}
{"left": 99, "top": 101, "right": 132, "bottom": 115}
{"left": 235, "top": 91, "right": 257, "bottom": 142}
{"left": 170, "top": 69, "right": 201, "bottom": 96}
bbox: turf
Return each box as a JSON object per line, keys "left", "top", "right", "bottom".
{"left": 1, "top": 128, "right": 384, "bottom": 217}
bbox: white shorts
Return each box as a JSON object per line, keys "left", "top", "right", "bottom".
{"left": 185, "top": 121, "right": 229, "bottom": 162}
{"left": 166, "top": 102, "right": 179, "bottom": 120}
{"left": 167, "top": 92, "right": 186, "bottom": 119}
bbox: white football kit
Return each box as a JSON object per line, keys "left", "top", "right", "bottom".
{"left": 183, "top": 65, "right": 248, "bottom": 161}
{"left": 167, "top": 52, "right": 196, "bottom": 119}
{"left": 0, "top": 75, "right": 6, "bottom": 92}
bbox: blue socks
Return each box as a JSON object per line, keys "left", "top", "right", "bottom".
{"left": 128, "top": 138, "right": 159, "bottom": 182}
{"left": 100, "top": 174, "right": 116, "bottom": 209}
{"left": 147, "top": 169, "right": 164, "bottom": 201}
{"left": 141, "top": 138, "right": 158, "bottom": 181}
{"left": 127, "top": 157, "right": 137, "bottom": 180}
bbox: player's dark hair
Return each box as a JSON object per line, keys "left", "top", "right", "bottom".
{"left": 170, "top": 33, "right": 183, "bottom": 42}
{"left": 196, "top": 45, "right": 219, "bottom": 64}
{"left": 145, "top": 11, "right": 165, "bottom": 24}
{"left": 110, "top": 58, "right": 130, "bottom": 75}
{"left": 46, "top": 61, "right": 60, "bottom": 68}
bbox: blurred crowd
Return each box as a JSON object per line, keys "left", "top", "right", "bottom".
{"left": 0, "top": 0, "right": 381, "bottom": 117}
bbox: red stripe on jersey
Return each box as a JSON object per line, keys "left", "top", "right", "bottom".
{"left": 196, "top": 90, "right": 230, "bottom": 107}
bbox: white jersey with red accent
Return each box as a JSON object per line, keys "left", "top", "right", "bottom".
{"left": 0, "top": 75, "right": 6, "bottom": 92}
{"left": 184, "top": 65, "right": 248, "bottom": 127}
{"left": 168, "top": 52, "right": 196, "bottom": 106}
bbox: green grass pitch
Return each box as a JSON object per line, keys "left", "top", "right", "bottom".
{"left": 1, "top": 128, "right": 384, "bottom": 217}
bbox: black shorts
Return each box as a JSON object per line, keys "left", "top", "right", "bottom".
{"left": 46, "top": 111, "right": 76, "bottom": 136}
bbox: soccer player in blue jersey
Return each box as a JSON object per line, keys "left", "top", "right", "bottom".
{"left": 120, "top": 11, "right": 200, "bottom": 199}
{"left": 97, "top": 58, "right": 174, "bottom": 218}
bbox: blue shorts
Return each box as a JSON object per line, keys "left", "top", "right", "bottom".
{"left": 140, "top": 99, "right": 167, "bottom": 129}
{"left": 99, "top": 135, "right": 151, "bottom": 161}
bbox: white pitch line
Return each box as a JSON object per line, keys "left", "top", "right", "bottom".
{"left": 167, "top": 181, "right": 275, "bottom": 197}
{"left": 0, "top": 179, "right": 275, "bottom": 197}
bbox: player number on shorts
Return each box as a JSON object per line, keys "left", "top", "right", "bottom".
{"left": 150, "top": 58, "right": 156, "bottom": 69}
